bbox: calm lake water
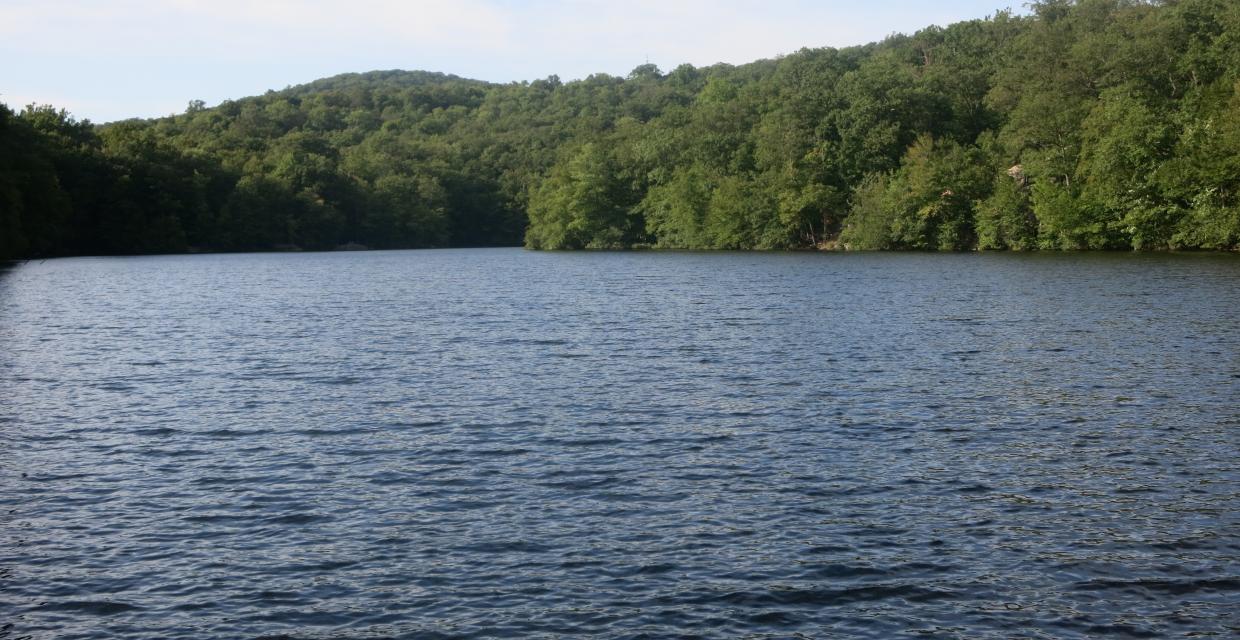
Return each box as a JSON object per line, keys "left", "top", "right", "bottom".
{"left": 1, "top": 248, "right": 1238, "bottom": 639}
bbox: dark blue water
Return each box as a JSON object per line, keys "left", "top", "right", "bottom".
{"left": 1, "top": 249, "right": 1238, "bottom": 639}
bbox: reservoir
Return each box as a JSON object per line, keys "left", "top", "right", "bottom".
{"left": 1, "top": 248, "right": 1237, "bottom": 638}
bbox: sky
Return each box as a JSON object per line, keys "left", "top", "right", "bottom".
{"left": 1, "top": 0, "right": 1024, "bottom": 123}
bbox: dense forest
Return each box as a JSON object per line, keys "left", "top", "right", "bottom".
{"left": 2, "top": 0, "right": 1238, "bottom": 260}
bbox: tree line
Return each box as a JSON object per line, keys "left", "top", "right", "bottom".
{"left": 2, "top": 0, "right": 1238, "bottom": 260}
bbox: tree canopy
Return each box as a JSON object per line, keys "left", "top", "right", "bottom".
{"left": 2, "top": 0, "right": 1238, "bottom": 260}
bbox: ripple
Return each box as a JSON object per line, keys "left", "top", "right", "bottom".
{"left": 1075, "top": 577, "right": 1240, "bottom": 596}
{"left": 1, "top": 249, "right": 1238, "bottom": 639}
{"left": 37, "top": 601, "right": 143, "bottom": 615}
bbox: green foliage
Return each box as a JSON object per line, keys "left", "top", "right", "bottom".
{"left": 1030, "top": 180, "right": 1093, "bottom": 249}
{"left": 640, "top": 165, "right": 713, "bottom": 249}
{"left": 703, "top": 175, "right": 783, "bottom": 249}
{"left": 839, "top": 173, "right": 896, "bottom": 250}
{"left": 1163, "top": 80, "right": 1240, "bottom": 249}
{"left": 2, "top": 0, "right": 1239, "bottom": 260}
{"left": 1075, "top": 88, "right": 1177, "bottom": 249}
{"left": 976, "top": 173, "right": 1037, "bottom": 250}
{"left": 0, "top": 105, "right": 67, "bottom": 258}
{"left": 525, "top": 143, "right": 638, "bottom": 249}
{"left": 368, "top": 174, "right": 449, "bottom": 248}
{"left": 840, "top": 135, "right": 992, "bottom": 250}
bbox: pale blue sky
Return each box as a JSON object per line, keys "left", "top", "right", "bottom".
{"left": 2, "top": 1, "right": 1024, "bottom": 123}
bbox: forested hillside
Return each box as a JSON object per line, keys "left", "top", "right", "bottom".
{"left": 2, "top": 0, "right": 1238, "bottom": 260}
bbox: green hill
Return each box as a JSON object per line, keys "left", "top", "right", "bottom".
{"left": 3, "top": 0, "right": 1238, "bottom": 259}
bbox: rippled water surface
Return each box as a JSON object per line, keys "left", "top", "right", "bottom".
{"left": 1, "top": 249, "right": 1238, "bottom": 639}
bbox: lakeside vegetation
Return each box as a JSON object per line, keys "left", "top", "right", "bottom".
{"left": 2, "top": 0, "right": 1238, "bottom": 260}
